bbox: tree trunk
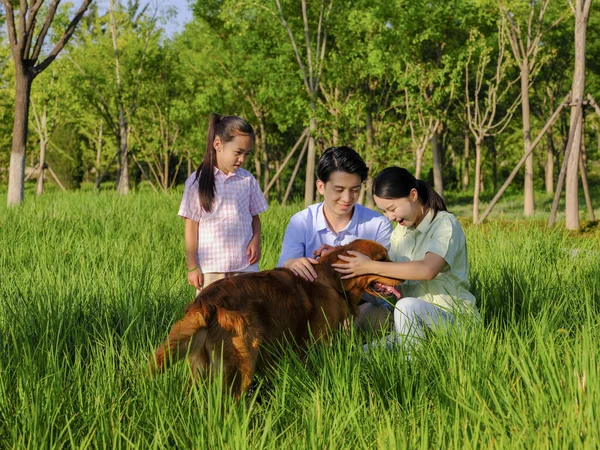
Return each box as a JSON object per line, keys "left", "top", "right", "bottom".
{"left": 488, "top": 136, "right": 497, "bottom": 193}
{"left": 364, "top": 110, "right": 374, "bottom": 208}
{"left": 304, "top": 109, "right": 317, "bottom": 206}
{"left": 431, "top": 129, "right": 444, "bottom": 198}
{"left": 565, "top": 7, "right": 587, "bottom": 230}
{"left": 34, "top": 100, "right": 49, "bottom": 195}
{"left": 275, "top": 160, "right": 282, "bottom": 199}
{"left": 463, "top": 130, "right": 469, "bottom": 191}
{"left": 259, "top": 116, "right": 271, "bottom": 193}
{"left": 545, "top": 128, "right": 555, "bottom": 194}
{"left": 415, "top": 147, "right": 424, "bottom": 180}
{"left": 96, "top": 123, "right": 103, "bottom": 186}
{"left": 254, "top": 134, "right": 262, "bottom": 188}
{"left": 473, "top": 140, "right": 482, "bottom": 223}
{"left": 579, "top": 120, "right": 595, "bottom": 221}
{"left": 520, "top": 59, "right": 534, "bottom": 217}
{"left": 7, "top": 68, "right": 34, "bottom": 206}
{"left": 163, "top": 148, "right": 169, "bottom": 190}
{"left": 283, "top": 135, "right": 309, "bottom": 206}
{"left": 35, "top": 139, "right": 47, "bottom": 195}
{"left": 116, "top": 108, "right": 130, "bottom": 194}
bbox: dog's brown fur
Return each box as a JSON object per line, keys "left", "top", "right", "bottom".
{"left": 151, "top": 239, "right": 401, "bottom": 396}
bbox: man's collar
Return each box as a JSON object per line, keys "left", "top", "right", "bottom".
{"left": 316, "top": 202, "right": 358, "bottom": 235}
{"left": 315, "top": 203, "right": 329, "bottom": 232}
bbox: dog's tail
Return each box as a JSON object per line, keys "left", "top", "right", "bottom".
{"left": 151, "top": 305, "right": 210, "bottom": 374}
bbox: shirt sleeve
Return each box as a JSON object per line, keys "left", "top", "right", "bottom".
{"left": 376, "top": 217, "right": 393, "bottom": 251}
{"left": 277, "top": 212, "right": 307, "bottom": 266}
{"left": 178, "top": 175, "right": 202, "bottom": 222}
{"left": 248, "top": 175, "right": 268, "bottom": 216}
{"left": 423, "top": 216, "right": 459, "bottom": 267}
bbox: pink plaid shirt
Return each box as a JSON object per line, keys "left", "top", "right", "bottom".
{"left": 179, "top": 167, "right": 268, "bottom": 273}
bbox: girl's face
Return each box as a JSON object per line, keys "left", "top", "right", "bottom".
{"left": 214, "top": 134, "right": 253, "bottom": 174}
{"left": 316, "top": 171, "right": 362, "bottom": 220}
{"left": 374, "top": 190, "right": 425, "bottom": 228}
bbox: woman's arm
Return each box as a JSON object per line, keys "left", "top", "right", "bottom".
{"left": 332, "top": 251, "right": 447, "bottom": 281}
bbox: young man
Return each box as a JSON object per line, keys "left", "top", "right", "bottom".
{"left": 278, "top": 146, "right": 393, "bottom": 332}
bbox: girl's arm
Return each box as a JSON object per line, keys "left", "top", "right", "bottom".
{"left": 332, "top": 251, "right": 446, "bottom": 281}
{"left": 185, "top": 218, "right": 203, "bottom": 289}
{"left": 247, "top": 215, "right": 261, "bottom": 264}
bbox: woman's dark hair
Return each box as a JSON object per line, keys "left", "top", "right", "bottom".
{"left": 316, "top": 146, "right": 369, "bottom": 183}
{"left": 195, "top": 114, "right": 254, "bottom": 212}
{"left": 373, "top": 167, "right": 447, "bottom": 218}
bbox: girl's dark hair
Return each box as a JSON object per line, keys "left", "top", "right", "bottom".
{"left": 317, "top": 146, "right": 369, "bottom": 183}
{"left": 195, "top": 114, "right": 254, "bottom": 212}
{"left": 373, "top": 167, "right": 447, "bottom": 218}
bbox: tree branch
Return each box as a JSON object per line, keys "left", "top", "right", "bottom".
{"left": 33, "top": 0, "right": 93, "bottom": 75}
{"left": 23, "top": 0, "right": 45, "bottom": 58}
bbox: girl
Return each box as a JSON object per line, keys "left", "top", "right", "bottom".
{"left": 179, "top": 114, "right": 268, "bottom": 292}
{"left": 332, "top": 167, "right": 477, "bottom": 348}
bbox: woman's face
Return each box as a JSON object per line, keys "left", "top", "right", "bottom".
{"left": 317, "top": 171, "right": 362, "bottom": 220}
{"left": 374, "top": 190, "right": 424, "bottom": 228}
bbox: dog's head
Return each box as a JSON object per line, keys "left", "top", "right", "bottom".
{"left": 319, "top": 239, "right": 402, "bottom": 300}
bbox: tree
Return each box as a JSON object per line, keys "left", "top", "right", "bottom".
{"left": 274, "top": 0, "right": 333, "bottom": 206}
{"left": 1, "top": 0, "right": 92, "bottom": 205}
{"left": 464, "top": 23, "right": 520, "bottom": 223}
{"left": 67, "top": 1, "right": 160, "bottom": 193}
{"left": 564, "top": 0, "right": 593, "bottom": 230}
{"left": 500, "top": 0, "right": 567, "bottom": 217}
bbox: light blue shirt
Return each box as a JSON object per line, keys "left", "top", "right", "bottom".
{"left": 277, "top": 202, "right": 392, "bottom": 266}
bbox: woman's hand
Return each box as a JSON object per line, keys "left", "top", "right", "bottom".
{"left": 247, "top": 235, "right": 261, "bottom": 264}
{"left": 284, "top": 257, "right": 319, "bottom": 281}
{"left": 332, "top": 251, "right": 374, "bottom": 279}
{"left": 188, "top": 268, "right": 203, "bottom": 290}
{"left": 313, "top": 244, "right": 335, "bottom": 258}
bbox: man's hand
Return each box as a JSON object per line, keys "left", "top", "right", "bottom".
{"left": 283, "top": 257, "right": 319, "bottom": 281}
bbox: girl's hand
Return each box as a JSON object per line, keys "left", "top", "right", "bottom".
{"left": 284, "top": 257, "right": 319, "bottom": 282}
{"left": 188, "top": 268, "right": 203, "bottom": 290}
{"left": 331, "top": 251, "right": 373, "bottom": 279}
{"left": 247, "top": 235, "right": 261, "bottom": 264}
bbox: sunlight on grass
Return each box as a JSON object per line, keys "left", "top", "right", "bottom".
{"left": 1, "top": 191, "right": 599, "bottom": 448}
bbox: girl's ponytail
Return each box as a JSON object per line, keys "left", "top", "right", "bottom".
{"left": 194, "top": 114, "right": 255, "bottom": 213}
{"left": 195, "top": 114, "right": 221, "bottom": 213}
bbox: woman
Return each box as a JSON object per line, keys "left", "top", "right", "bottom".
{"left": 332, "top": 167, "right": 477, "bottom": 348}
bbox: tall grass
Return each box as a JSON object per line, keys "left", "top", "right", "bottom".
{"left": 1, "top": 191, "right": 599, "bottom": 448}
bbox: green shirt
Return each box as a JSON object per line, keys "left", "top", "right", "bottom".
{"left": 390, "top": 210, "right": 476, "bottom": 310}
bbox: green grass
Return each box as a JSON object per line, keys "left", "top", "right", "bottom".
{"left": 1, "top": 191, "right": 599, "bottom": 448}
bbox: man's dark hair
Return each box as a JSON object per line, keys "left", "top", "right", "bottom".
{"left": 316, "top": 146, "right": 369, "bottom": 183}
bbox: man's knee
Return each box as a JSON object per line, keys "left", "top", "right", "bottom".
{"left": 354, "top": 303, "right": 391, "bottom": 334}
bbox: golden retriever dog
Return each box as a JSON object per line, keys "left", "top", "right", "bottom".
{"left": 151, "top": 239, "right": 401, "bottom": 397}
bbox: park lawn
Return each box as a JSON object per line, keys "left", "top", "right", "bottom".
{"left": 0, "top": 190, "right": 599, "bottom": 449}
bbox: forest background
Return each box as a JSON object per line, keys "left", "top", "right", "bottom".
{"left": 0, "top": 0, "right": 599, "bottom": 227}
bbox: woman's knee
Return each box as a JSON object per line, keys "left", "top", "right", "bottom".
{"left": 394, "top": 297, "right": 425, "bottom": 316}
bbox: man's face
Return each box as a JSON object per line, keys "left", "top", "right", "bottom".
{"left": 317, "top": 171, "right": 362, "bottom": 220}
